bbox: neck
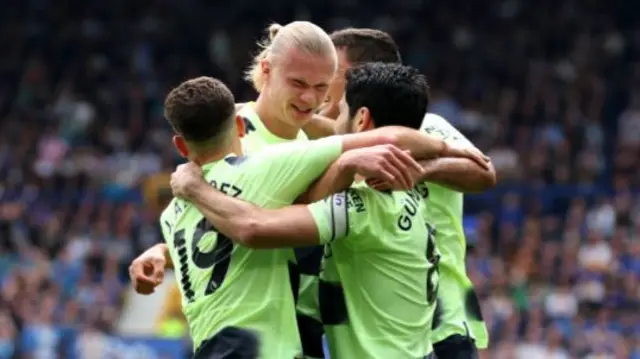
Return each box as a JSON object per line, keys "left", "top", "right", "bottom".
{"left": 191, "top": 141, "right": 242, "bottom": 165}
{"left": 254, "top": 94, "right": 300, "bottom": 140}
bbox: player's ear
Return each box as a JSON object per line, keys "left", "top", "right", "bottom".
{"left": 260, "top": 59, "right": 271, "bottom": 81}
{"left": 172, "top": 135, "right": 189, "bottom": 158}
{"left": 235, "top": 115, "right": 246, "bottom": 138}
{"left": 353, "top": 107, "right": 374, "bottom": 132}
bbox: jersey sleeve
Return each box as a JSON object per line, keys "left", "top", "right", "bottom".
{"left": 246, "top": 136, "right": 343, "bottom": 203}
{"left": 306, "top": 187, "right": 376, "bottom": 248}
{"left": 306, "top": 191, "right": 350, "bottom": 244}
{"left": 421, "top": 113, "right": 473, "bottom": 147}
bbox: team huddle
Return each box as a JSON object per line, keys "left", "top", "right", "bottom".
{"left": 129, "top": 21, "right": 497, "bottom": 359}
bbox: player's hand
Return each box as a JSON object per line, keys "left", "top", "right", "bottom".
{"left": 129, "top": 250, "right": 166, "bottom": 295}
{"left": 443, "top": 143, "right": 491, "bottom": 170}
{"left": 342, "top": 144, "right": 423, "bottom": 190}
{"left": 366, "top": 167, "right": 425, "bottom": 192}
{"left": 171, "top": 162, "right": 204, "bottom": 199}
{"left": 317, "top": 100, "right": 340, "bottom": 119}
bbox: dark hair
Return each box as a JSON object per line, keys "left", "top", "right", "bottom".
{"left": 330, "top": 28, "right": 401, "bottom": 64}
{"left": 345, "top": 63, "right": 429, "bottom": 129}
{"left": 164, "top": 76, "right": 235, "bottom": 144}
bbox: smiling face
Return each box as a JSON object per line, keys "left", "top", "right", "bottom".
{"left": 263, "top": 47, "right": 336, "bottom": 127}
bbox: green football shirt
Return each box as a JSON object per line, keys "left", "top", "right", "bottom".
{"left": 238, "top": 102, "right": 321, "bottom": 339}
{"left": 159, "top": 137, "right": 342, "bottom": 358}
{"left": 307, "top": 183, "right": 440, "bottom": 358}
{"left": 420, "top": 113, "right": 489, "bottom": 348}
{"left": 238, "top": 102, "right": 309, "bottom": 153}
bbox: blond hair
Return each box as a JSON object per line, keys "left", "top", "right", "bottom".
{"left": 245, "top": 21, "right": 337, "bottom": 92}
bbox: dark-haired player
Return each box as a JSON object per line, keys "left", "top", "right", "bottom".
{"left": 293, "top": 28, "right": 406, "bottom": 357}
{"left": 305, "top": 27, "right": 494, "bottom": 359}
{"left": 167, "top": 63, "right": 455, "bottom": 359}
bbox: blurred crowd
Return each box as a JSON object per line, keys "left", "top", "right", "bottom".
{"left": 0, "top": 0, "right": 638, "bottom": 357}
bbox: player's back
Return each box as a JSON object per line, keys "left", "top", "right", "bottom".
{"left": 421, "top": 113, "right": 488, "bottom": 348}
{"left": 160, "top": 137, "right": 343, "bottom": 358}
{"left": 313, "top": 184, "right": 439, "bottom": 358}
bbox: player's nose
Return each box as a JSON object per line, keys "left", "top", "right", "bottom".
{"left": 298, "top": 90, "right": 317, "bottom": 108}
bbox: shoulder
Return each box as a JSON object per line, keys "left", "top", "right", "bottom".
{"left": 421, "top": 113, "right": 457, "bottom": 135}
{"left": 421, "top": 113, "right": 471, "bottom": 144}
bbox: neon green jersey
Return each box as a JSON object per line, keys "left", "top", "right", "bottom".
{"left": 159, "top": 137, "right": 342, "bottom": 358}
{"left": 238, "top": 102, "right": 321, "bottom": 336}
{"left": 308, "top": 183, "right": 439, "bottom": 358}
{"left": 238, "top": 102, "right": 308, "bottom": 153}
{"left": 420, "top": 113, "right": 489, "bottom": 348}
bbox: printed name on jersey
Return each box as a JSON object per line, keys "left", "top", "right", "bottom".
{"left": 415, "top": 183, "right": 429, "bottom": 199}
{"left": 208, "top": 180, "right": 243, "bottom": 197}
{"left": 397, "top": 187, "right": 427, "bottom": 231}
{"left": 344, "top": 189, "right": 365, "bottom": 213}
{"left": 423, "top": 125, "right": 460, "bottom": 142}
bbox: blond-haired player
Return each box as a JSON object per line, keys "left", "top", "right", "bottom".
{"left": 130, "top": 21, "right": 366, "bottom": 358}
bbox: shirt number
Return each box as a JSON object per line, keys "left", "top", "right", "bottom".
{"left": 425, "top": 223, "right": 440, "bottom": 304}
{"left": 174, "top": 218, "right": 234, "bottom": 302}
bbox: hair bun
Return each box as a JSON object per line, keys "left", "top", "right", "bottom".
{"left": 268, "top": 23, "right": 283, "bottom": 41}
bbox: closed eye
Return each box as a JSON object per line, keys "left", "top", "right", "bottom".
{"left": 291, "top": 79, "right": 307, "bottom": 88}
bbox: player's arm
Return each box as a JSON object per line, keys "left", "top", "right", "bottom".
{"left": 129, "top": 243, "right": 173, "bottom": 295}
{"left": 419, "top": 157, "right": 497, "bottom": 193}
{"left": 131, "top": 243, "right": 173, "bottom": 269}
{"left": 129, "top": 208, "right": 183, "bottom": 294}
{"left": 302, "top": 119, "right": 487, "bottom": 163}
{"left": 177, "top": 179, "right": 329, "bottom": 248}
{"left": 296, "top": 126, "right": 488, "bottom": 203}
{"left": 418, "top": 114, "right": 496, "bottom": 192}
{"left": 302, "top": 114, "right": 337, "bottom": 139}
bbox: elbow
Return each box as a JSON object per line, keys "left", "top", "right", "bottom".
{"left": 483, "top": 164, "right": 498, "bottom": 189}
{"left": 235, "top": 219, "right": 264, "bottom": 249}
{"left": 469, "top": 166, "right": 497, "bottom": 193}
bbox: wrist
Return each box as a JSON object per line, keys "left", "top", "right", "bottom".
{"left": 149, "top": 244, "right": 167, "bottom": 259}
{"left": 336, "top": 153, "right": 358, "bottom": 176}
{"left": 184, "top": 178, "right": 206, "bottom": 199}
{"left": 418, "top": 159, "right": 438, "bottom": 181}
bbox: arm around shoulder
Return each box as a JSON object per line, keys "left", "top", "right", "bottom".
{"left": 420, "top": 157, "right": 497, "bottom": 193}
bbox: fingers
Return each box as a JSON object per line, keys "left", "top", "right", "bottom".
{"left": 395, "top": 148, "right": 423, "bottom": 173}
{"left": 384, "top": 147, "right": 419, "bottom": 189}
{"left": 151, "top": 263, "right": 165, "bottom": 285}
{"left": 129, "top": 259, "right": 164, "bottom": 295}
{"left": 468, "top": 149, "right": 490, "bottom": 170}
{"left": 366, "top": 178, "right": 395, "bottom": 191}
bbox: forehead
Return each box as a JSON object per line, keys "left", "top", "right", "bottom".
{"left": 277, "top": 47, "right": 336, "bottom": 84}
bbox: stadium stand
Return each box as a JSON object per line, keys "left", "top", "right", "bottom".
{"left": 0, "top": 0, "right": 638, "bottom": 358}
